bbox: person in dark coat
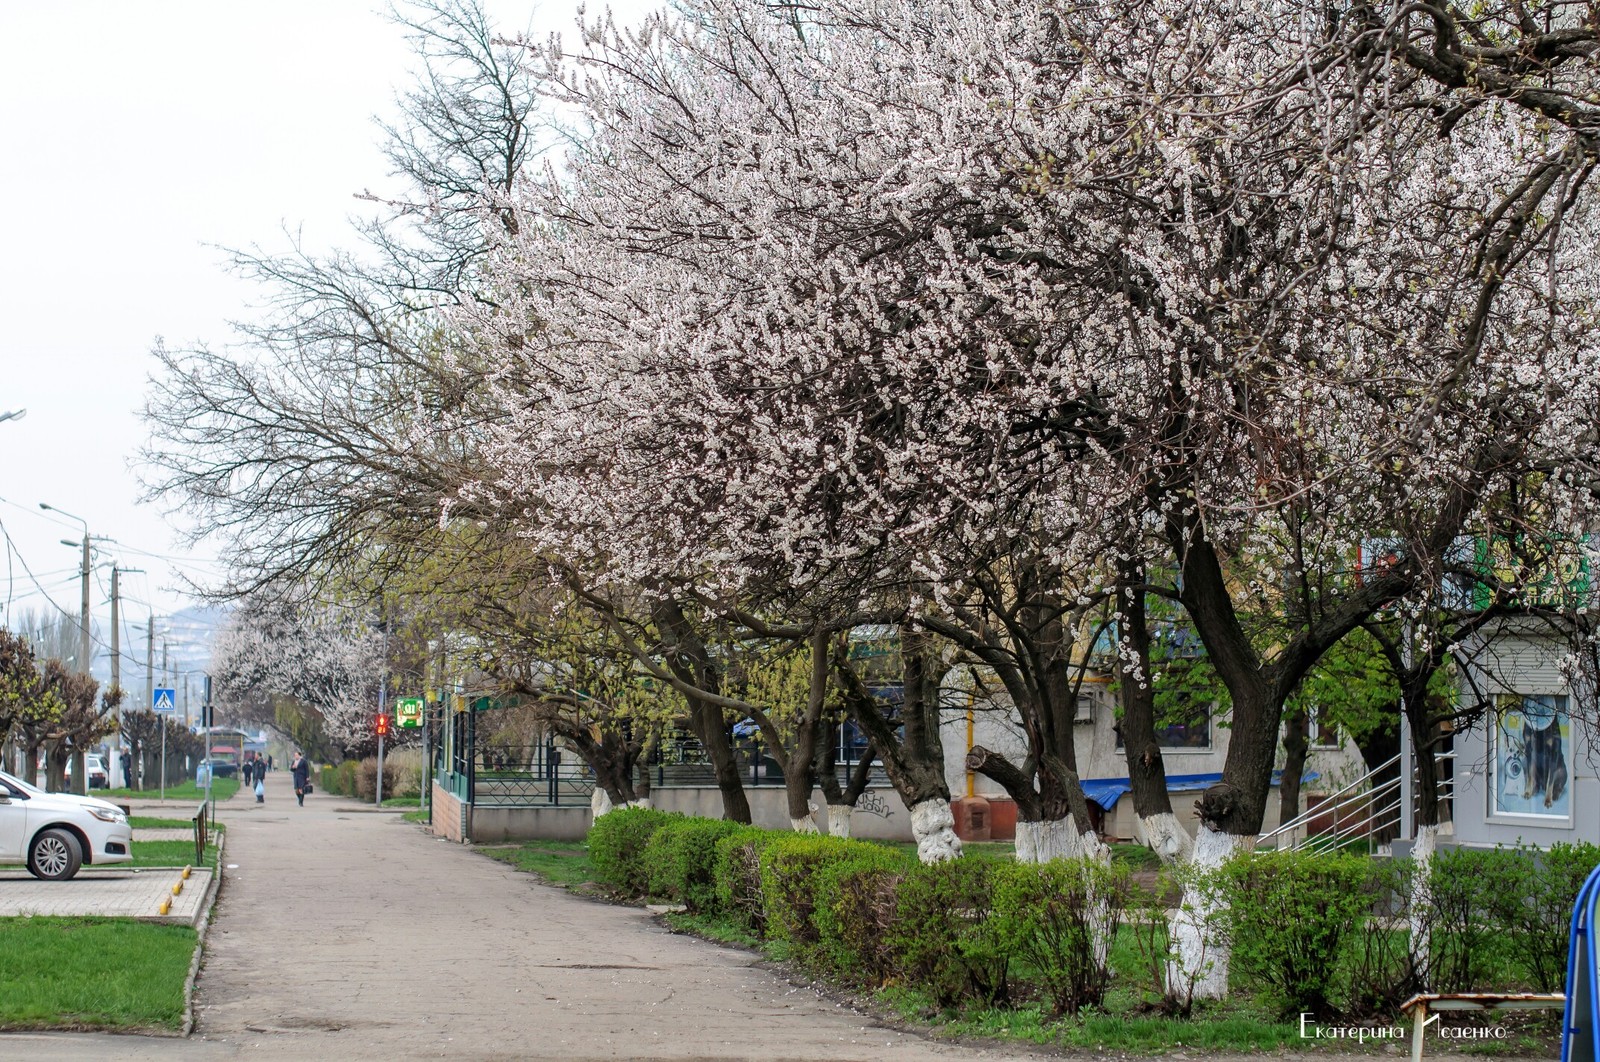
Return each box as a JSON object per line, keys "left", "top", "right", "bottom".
{"left": 290, "top": 751, "right": 311, "bottom": 806}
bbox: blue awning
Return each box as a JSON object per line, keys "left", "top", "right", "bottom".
{"left": 1080, "top": 769, "right": 1318, "bottom": 811}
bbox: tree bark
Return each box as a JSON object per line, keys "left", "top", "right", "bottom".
{"left": 1277, "top": 705, "right": 1310, "bottom": 837}
{"left": 1114, "top": 560, "right": 1191, "bottom": 864}
{"left": 834, "top": 631, "right": 958, "bottom": 861}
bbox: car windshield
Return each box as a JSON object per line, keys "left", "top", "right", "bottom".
{"left": 0, "top": 769, "right": 43, "bottom": 796}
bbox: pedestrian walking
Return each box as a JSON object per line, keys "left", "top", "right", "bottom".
{"left": 291, "top": 750, "right": 310, "bottom": 806}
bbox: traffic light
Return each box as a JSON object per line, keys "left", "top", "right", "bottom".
{"left": 376, "top": 713, "right": 390, "bottom": 738}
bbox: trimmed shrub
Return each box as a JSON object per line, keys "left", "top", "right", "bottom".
{"left": 811, "top": 848, "right": 912, "bottom": 985}
{"left": 994, "top": 858, "right": 1133, "bottom": 1017}
{"left": 1428, "top": 846, "right": 1510, "bottom": 993}
{"left": 319, "top": 760, "right": 358, "bottom": 797}
{"left": 713, "top": 826, "right": 780, "bottom": 933}
{"left": 1218, "top": 850, "right": 1371, "bottom": 1018}
{"left": 355, "top": 756, "right": 406, "bottom": 801}
{"left": 589, "top": 806, "right": 680, "bottom": 897}
{"left": 642, "top": 816, "right": 748, "bottom": 910}
{"left": 886, "top": 857, "right": 1009, "bottom": 1008}
{"left": 1343, "top": 857, "right": 1422, "bottom": 1018}
{"left": 1480, "top": 841, "right": 1600, "bottom": 992}
{"left": 759, "top": 834, "right": 887, "bottom": 954}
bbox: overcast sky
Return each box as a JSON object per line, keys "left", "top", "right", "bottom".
{"left": 0, "top": 2, "right": 646, "bottom": 676}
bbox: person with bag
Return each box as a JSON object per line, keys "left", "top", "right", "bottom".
{"left": 291, "top": 750, "right": 311, "bottom": 807}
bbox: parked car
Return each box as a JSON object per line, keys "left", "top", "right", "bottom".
{"left": 201, "top": 758, "right": 238, "bottom": 779}
{"left": 64, "top": 753, "right": 110, "bottom": 789}
{"left": 0, "top": 768, "right": 133, "bottom": 880}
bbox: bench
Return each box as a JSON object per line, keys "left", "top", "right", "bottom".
{"left": 1401, "top": 993, "right": 1566, "bottom": 1062}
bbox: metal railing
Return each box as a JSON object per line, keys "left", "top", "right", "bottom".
{"left": 1258, "top": 751, "right": 1455, "bottom": 854}
{"left": 469, "top": 743, "right": 595, "bottom": 807}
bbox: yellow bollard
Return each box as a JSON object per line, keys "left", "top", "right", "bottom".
{"left": 182, "top": 866, "right": 192, "bottom": 879}
{"left": 158, "top": 898, "right": 171, "bottom": 916}
{"left": 172, "top": 881, "right": 183, "bottom": 896}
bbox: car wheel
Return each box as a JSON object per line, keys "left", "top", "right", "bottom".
{"left": 28, "top": 828, "right": 83, "bottom": 881}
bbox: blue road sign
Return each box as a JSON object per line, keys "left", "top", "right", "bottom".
{"left": 152, "top": 687, "right": 177, "bottom": 713}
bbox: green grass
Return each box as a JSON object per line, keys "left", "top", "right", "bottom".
{"left": 663, "top": 910, "right": 763, "bottom": 948}
{"left": 127, "top": 840, "right": 220, "bottom": 869}
{"left": 103, "top": 778, "right": 239, "bottom": 802}
{"left": 128, "top": 816, "right": 224, "bottom": 831}
{"left": 380, "top": 795, "right": 422, "bottom": 807}
{"left": 402, "top": 809, "right": 430, "bottom": 823}
{"left": 0, "top": 917, "right": 197, "bottom": 1030}
{"left": 478, "top": 839, "right": 597, "bottom": 888}
{"left": 877, "top": 985, "right": 1301, "bottom": 1053}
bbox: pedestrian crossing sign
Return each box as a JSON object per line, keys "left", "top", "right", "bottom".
{"left": 396, "top": 697, "right": 424, "bottom": 728}
{"left": 153, "top": 687, "right": 177, "bottom": 713}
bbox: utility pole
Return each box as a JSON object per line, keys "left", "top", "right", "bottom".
{"left": 111, "top": 566, "right": 121, "bottom": 787}
{"left": 77, "top": 535, "right": 90, "bottom": 681}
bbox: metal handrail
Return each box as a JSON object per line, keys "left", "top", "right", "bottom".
{"left": 1258, "top": 750, "right": 1455, "bottom": 853}
{"left": 1258, "top": 753, "right": 1400, "bottom": 848}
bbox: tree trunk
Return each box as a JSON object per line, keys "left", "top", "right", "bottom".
{"left": 1166, "top": 821, "right": 1240, "bottom": 1005}
{"left": 836, "top": 632, "right": 958, "bottom": 862}
{"left": 652, "top": 600, "right": 753, "bottom": 824}
{"left": 1115, "top": 562, "right": 1192, "bottom": 865}
{"left": 70, "top": 749, "right": 87, "bottom": 795}
{"left": 22, "top": 739, "right": 40, "bottom": 786}
{"left": 689, "top": 696, "right": 751, "bottom": 823}
{"left": 816, "top": 722, "right": 877, "bottom": 839}
{"left": 1277, "top": 705, "right": 1310, "bottom": 840}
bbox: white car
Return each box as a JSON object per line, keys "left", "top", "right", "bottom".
{"left": 0, "top": 769, "right": 133, "bottom": 880}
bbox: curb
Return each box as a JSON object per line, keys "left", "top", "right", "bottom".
{"left": 181, "top": 829, "right": 225, "bottom": 1037}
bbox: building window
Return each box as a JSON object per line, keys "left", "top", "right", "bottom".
{"left": 1116, "top": 702, "right": 1211, "bottom": 750}
{"left": 1308, "top": 707, "right": 1340, "bottom": 750}
{"left": 1489, "top": 694, "right": 1572, "bottom": 821}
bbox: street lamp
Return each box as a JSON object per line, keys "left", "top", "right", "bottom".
{"left": 0, "top": 408, "right": 24, "bottom": 423}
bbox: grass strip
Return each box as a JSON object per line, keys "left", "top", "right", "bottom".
{"left": 104, "top": 779, "right": 239, "bottom": 802}
{"left": 128, "top": 816, "right": 224, "bottom": 831}
{"left": 127, "top": 840, "right": 220, "bottom": 869}
{"left": 0, "top": 917, "right": 196, "bottom": 1031}
{"left": 478, "top": 839, "right": 597, "bottom": 888}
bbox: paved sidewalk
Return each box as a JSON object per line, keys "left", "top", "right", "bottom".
{"left": 0, "top": 867, "right": 213, "bottom": 924}
{"left": 4, "top": 788, "right": 1057, "bottom": 1061}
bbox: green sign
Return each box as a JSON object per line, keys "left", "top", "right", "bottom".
{"left": 395, "top": 696, "right": 424, "bottom": 729}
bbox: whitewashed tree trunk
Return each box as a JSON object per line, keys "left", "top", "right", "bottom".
{"left": 827, "top": 804, "right": 853, "bottom": 839}
{"left": 790, "top": 813, "right": 821, "bottom": 833}
{"left": 1167, "top": 823, "right": 1240, "bottom": 1003}
{"left": 910, "top": 797, "right": 962, "bottom": 863}
{"left": 1013, "top": 817, "right": 1117, "bottom": 966}
{"left": 1139, "top": 811, "right": 1195, "bottom": 865}
{"left": 627, "top": 797, "right": 653, "bottom": 809}
{"left": 1014, "top": 816, "right": 1112, "bottom": 864}
{"left": 591, "top": 787, "right": 614, "bottom": 819}
{"left": 1409, "top": 823, "right": 1438, "bottom": 987}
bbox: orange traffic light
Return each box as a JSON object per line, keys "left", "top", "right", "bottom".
{"left": 376, "top": 713, "right": 390, "bottom": 737}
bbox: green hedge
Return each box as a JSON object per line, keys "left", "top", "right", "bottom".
{"left": 584, "top": 813, "right": 1600, "bottom": 1024}
{"left": 319, "top": 760, "right": 358, "bottom": 797}
{"left": 1218, "top": 850, "right": 1371, "bottom": 1018}
{"left": 713, "top": 826, "right": 781, "bottom": 934}
{"left": 758, "top": 834, "right": 892, "bottom": 955}
{"left": 642, "top": 817, "right": 749, "bottom": 911}
{"left": 589, "top": 806, "right": 680, "bottom": 897}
